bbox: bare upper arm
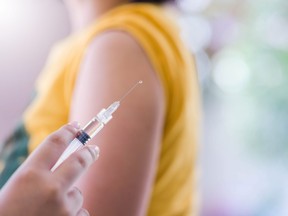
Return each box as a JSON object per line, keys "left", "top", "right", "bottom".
{"left": 70, "top": 31, "right": 165, "bottom": 216}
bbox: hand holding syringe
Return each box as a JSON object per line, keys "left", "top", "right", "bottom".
{"left": 51, "top": 80, "right": 143, "bottom": 172}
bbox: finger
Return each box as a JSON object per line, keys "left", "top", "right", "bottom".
{"left": 54, "top": 145, "right": 99, "bottom": 190}
{"left": 65, "top": 187, "right": 84, "bottom": 214}
{"left": 24, "top": 124, "right": 79, "bottom": 169}
{"left": 77, "top": 208, "right": 90, "bottom": 216}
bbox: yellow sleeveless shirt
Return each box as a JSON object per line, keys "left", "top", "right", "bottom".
{"left": 4, "top": 3, "right": 200, "bottom": 215}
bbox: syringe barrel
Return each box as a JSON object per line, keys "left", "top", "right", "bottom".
{"left": 82, "top": 116, "right": 104, "bottom": 139}
{"left": 51, "top": 138, "right": 83, "bottom": 172}
{"left": 50, "top": 81, "right": 141, "bottom": 172}
{"left": 51, "top": 117, "right": 104, "bottom": 171}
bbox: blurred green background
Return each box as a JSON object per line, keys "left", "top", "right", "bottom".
{"left": 177, "top": 0, "right": 288, "bottom": 215}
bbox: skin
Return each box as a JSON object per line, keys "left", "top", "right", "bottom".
{"left": 65, "top": 0, "right": 165, "bottom": 215}
{"left": 0, "top": 124, "right": 99, "bottom": 216}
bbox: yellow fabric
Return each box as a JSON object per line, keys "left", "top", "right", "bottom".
{"left": 24, "top": 3, "right": 200, "bottom": 215}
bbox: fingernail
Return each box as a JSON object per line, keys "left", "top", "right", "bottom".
{"left": 69, "top": 121, "right": 81, "bottom": 129}
{"left": 86, "top": 145, "right": 100, "bottom": 161}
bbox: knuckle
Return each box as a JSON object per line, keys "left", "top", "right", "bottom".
{"left": 86, "top": 146, "right": 100, "bottom": 162}
{"left": 74, "top": 154, "right": 89, "bottom": 169}
{"left": 47, "top": 133, "right": 68, "bottom": 147}
{"left": 61, "top": 124, "right": 78, "bottom": 135}
{"left": 60, "top": 208, "right": 71, "bottom": 216}
{"left": 46, "top": 125, "right": 77, "bottom": 147}
{"left": 45, "top": 183, "right": 62, "bottom": 202}
{"left": 17, "top": 168, "right": 39, "bottom": 182}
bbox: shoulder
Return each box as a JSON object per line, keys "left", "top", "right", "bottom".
{"left": 72, "top": 29, "right": 165, "bottom": 126}
{"left": 83, "top": 29, "right": 160, "bottom": 91}
{"left": 87, "top": 30, "right": 148, "bottom": 65}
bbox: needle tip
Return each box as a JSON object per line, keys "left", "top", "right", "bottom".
{"left": 118, "top": 80, "right": 143, "bottom": 102}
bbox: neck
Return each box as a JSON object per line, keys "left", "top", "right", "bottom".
{"left": 64, "top": 0, "right": 129, "bottom": 32}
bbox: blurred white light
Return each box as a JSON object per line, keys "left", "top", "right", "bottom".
{"left": 0, "top": 0, "right": 69, "bottom": 141}
{"left": 0, "top": 1, "right": 23, "bottom": 30}
{"left": 256, "top": 13, "right": 288, "bottom": 50}
{"left": 177, "top": 0, "right": 211, "bottom": 13}
{"left": 179, "top": 15, "right": 212, "bottom": 53}
{"left": 212, "top": 50, "right": 251, "bottom": 94}
{"left": 0, "top": 1, "right": 35, "bottom": 45}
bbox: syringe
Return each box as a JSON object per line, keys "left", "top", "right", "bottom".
{"left": 51, "top": 80, "right": 143, "bottom": 172}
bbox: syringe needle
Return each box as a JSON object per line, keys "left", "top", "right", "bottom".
{"left": 51, "top": 80, "right": 143, "bottom": 172}
{"left": 118, "top": 80, "right": 143, "bottom": 102}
